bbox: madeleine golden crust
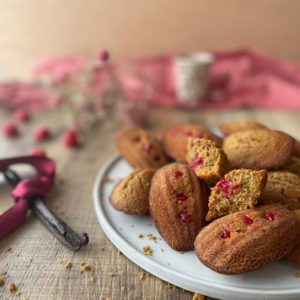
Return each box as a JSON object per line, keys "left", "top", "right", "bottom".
{"left": 294, "top": 141, "right": 300, "bottom": 158}
{"left": 223, "top": 129, "right": 295, "bottom": 170}
{"left": 116, "top": 127, "right": 169, "bottom": 169}
{"left": 150, "top": 163, "right": 208, "bottom": 251}
{"left": 162, "top": 123, "right": 222, "bottom": 162}
{"left": 195, "top": 204, "right": 300, "bottom": 274}
{"left": 218, "top": 120, "right": 266, "bottom": 136}
{"left": 109, "top": 169, "right": 155, "bottom": 215}
{"left": 261, "top": 171, "right": 300, "bottom": 209}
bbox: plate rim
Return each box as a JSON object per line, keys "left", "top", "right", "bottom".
{"left": 93, "top": 154, "right": 300, "bottom": 299}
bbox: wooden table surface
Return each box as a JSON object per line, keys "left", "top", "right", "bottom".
{"left": 0, "top": 107, "right": 299, "bottom": 300}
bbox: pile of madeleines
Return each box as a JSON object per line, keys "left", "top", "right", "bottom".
{"left": 109, "top": 120, "right": 300, "bottom": 275}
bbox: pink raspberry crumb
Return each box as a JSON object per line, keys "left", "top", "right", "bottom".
{"left": 216, "top": 178, "right": 240, "bottom": 199}
{"left": 3, "top": 123, "right": 19, "bottom": 137}
{"left": 63, "top": 129, "right": 79, "bottom": 148}
{"left": 33, "top": 127, "right": 50, "bottom": 141}
{"left": 243, "top": 214, "right": 254, "bottom": 225}
{"left": 15, "top": 110, "right": 30, "bottom": 122}
{"left": 264, "top": 211, "right": 275, "bottom": 221}
{"left": 97, "top": 49, "right": 110, "bottom": 62}
{"left": 221, "top": 229, "right": 231, "bottom": 239}
{"left": 189, "top": 153, "right": 203, "bottom": 170}
{"left": 179, "top": 212, "right": 192, "bottom": 223}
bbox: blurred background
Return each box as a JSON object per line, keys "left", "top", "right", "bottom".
{"left": 1, "top": 0, "right": 300, "bottom": 77}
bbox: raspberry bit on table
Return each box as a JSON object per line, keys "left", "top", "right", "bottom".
{"left": 3, "top": 122, "right": 19, "bottom": 138}
{"left": 33, "top": 127, "right": 51, "bottom": 141}
{"left": 14, "top": 110, "right": 30, "bottom": 122}
{"left": 63, "top": 129, "right": 80, "bottom": 148}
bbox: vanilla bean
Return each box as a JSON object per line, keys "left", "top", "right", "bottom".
{"left": 3, "top": 169, "right": 89, "bottom": 251}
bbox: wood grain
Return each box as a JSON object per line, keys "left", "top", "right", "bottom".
{"left": 0, "top": 108, "right": 299, "bottom": 299}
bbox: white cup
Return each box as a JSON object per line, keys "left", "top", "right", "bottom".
{"left": 174, "top": 52, "right": 214, "bottom": 105}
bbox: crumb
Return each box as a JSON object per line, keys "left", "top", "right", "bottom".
{"left": 294, "top": 272, "right": 300, "bottom": 278}
{"left": 0, "top": 277, "right": 5, "bottom": 286}
{"left": 103, "top": 175, "right": 114, "bottom": 183}
{"left": 57, "top": 175, "right": 65, "bottom": 184}
{"left": 142, "top": 245, "right": 153, "bottom": 256}
{"left": 139, "top": 271, "right": 147, "bottom": 280}
{"left": 65, "top": 261, "right": 72, "bottom": 269}
{"left": 0, "top": 271, "right": 7, "bottom": 276}
{"left": 7, "top": 247, "right": 12, "bottom": 252}
{"left": 137, "top": 234, "right": 144, "bottom": 238}
{"left": 192, "top": 293, "right": 205, "bottom": 300}
{"left": 164, "top": 283, "right": 176, "bottom": 290}
{"left": 160, "top": 248, "right": 164, "bottom": 253}
{"left": 116, "top": 250, "right": 122, "bottom": 256}
{"left": 26, "top": 258, "right": 33, "bottom": 267}
{"left": 121, "top": 286, "right": 125, "bottom": 291}
{"left": 88, "top": 275, "right": 95, "bottom": 283}
{"left": 107, "top": 271, "right": 114, "bottom": 277}
{"left": 8, "top": 282, "right": 19, "bottom": 295}
{"left": 80, "top": 262, "right": 92, "bottom": 272}
{"left": 146, "top": 233, "right": 157, "bottom": 243}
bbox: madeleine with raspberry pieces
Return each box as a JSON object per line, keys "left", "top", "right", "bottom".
{"left": 116, "top": 127, "right": 169, "bottom": 169}
{"left": 194, "top": 204, "right": 300, "bottom": 274}
{"left": 162, "top": 123, "right": 221, "bottom": 162}
{"left": 150, "top": 163, "right": 208, "bottom": 251}
{"left": 186, "top": 138, "right": 229, "bottom": 185}
{"left": 206, "top": 169, "right": 267, "bottom": 221}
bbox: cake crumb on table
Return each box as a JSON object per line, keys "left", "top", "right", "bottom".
{"left": 137, "top": 233, "right": 144, "bottom": 238}
{"left": 139, "top": 271, "right": 146, "bottom": 280}
{"left": 88, "top": 274, "right": 95, "bottom": 283}
{"left": 164, "top": 283, "right": 176, "bottom": 290}
{"left": 106, "top": 271, "right": 115, "bottom": 277}
{"left": 0, "top": 277, "right": 5, "bottom": 286}
{"left": 8, "top": 282, "right": 21, "bottom": 295}
{"left": 65, "top": 261, "right": 73, "bottom": 269}
{"left": 142, "top": 245, "right": 153, "bottom": 256}
{"left": 146, "top": 233, "right": 157, "bottom": 243}
{"left": 192, "top": 293, "right": 205, "bottom": 300}
{"left": 80, "top": 262, "right": 92, "bottom": 272}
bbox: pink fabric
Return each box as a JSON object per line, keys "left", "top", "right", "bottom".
{"left": 1, "top": 49, "right": 300, "bottom": 111}
{"left": 114, "top": 49, "right": 300, "bottom": 109}
{"left": 0, "top": 156, "right": 55, "bottom": 239}
{"left": 33, "top": 56, "right": 87, "bottom": 83}
{"left": 0, "top": 82, "right": 61, "bottom": 111}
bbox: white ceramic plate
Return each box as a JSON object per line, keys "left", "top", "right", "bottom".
{"left": 93, "top": 154, "right": 300, "bottom": 300}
